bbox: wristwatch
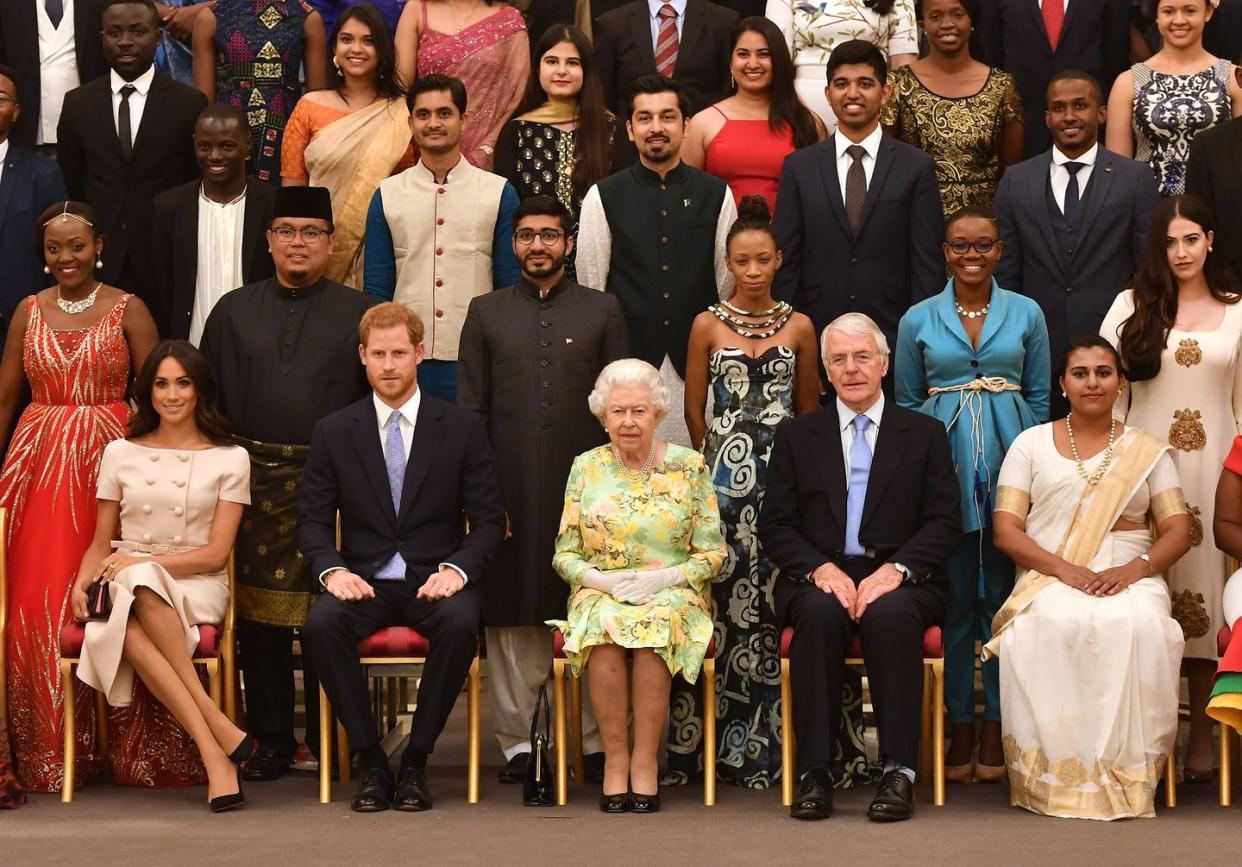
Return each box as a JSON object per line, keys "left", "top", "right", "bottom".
{"left": 1138, "top": 553, "right": 1153, "bottom": 576}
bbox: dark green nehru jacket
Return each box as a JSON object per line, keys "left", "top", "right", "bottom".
{"left": 596, "top": 161, "right": 728, "bottom": 376}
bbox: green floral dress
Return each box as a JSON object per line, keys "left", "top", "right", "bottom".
{"left": 549, "top": 444, "right": 726, "bottom": 684}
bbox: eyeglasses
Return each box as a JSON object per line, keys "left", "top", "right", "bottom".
{"left": 826, "top": 352, "right": 877, "bottom": 369}
{"left": 514, "top": 228, "right": 565, "bottom": 245}
{"left": 947, "top": 238, "right": 997, "bottom": 255}
{"left": 270, "top": 225, "right": 330, "bottom": 242}
{"left": 0, "top": 94, "right": 16, "bottom": 106}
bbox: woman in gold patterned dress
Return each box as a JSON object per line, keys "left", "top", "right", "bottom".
{"left": 550, "top": 359, "right": 726, "bottom": 814}
{"left": 880, "top": 0, "right": 1023, "bottom": 216}
{"left": 1100, "top": 194, "right": 1242, "bottom": 781}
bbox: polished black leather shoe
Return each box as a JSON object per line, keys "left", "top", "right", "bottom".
{"left": 242, "top": 748, "right": 289, "bottom": 782}
{"left": 498, "top": 752, "right": 529, "bottom": 784}
{"left": 350, "top": 767, "right": 395, "bottom": 813}
{"left": 867, "top": 769, "right": 915, "bottom": 822}
{"left": 581, "top": 752, "right": 606, "bottom": 784}
{"left": 630, "top": 790, "right": 661, "bottom": 814}
{"left": 599, "top": 790, "right": 631, "bottom": 813}
{"left": 394, "top": 766, "right": 434, "bottom": 812}
{"left": 789, "top": 767, "right": 833, "bottom": 820}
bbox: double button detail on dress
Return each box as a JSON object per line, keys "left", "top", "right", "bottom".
{"left": 130, "top": 451, "right": 195, "bottom": 547}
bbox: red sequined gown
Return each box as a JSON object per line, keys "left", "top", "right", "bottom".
{"left": 1, "top": 295, "right": 205, "bottom": 798}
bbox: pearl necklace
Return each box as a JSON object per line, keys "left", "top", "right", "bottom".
{"left": 1065, "top": 414, "right": 1117, "bottom": 486}
{"left": 612, "top": 442, "right": 656, "bottom": 481}
{"left": 955, "top": 300, "right": 990, "bottom": 319}
{"left": 57, "top": 282, "right": 101, "bottom": 315}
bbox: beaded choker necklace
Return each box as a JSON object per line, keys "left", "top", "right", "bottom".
{"left": 709, "top": 301, "right": 794, "bottom": 339}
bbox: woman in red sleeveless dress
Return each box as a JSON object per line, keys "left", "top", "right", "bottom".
{"left": 0, "top": 202, "right": 159, "bottom": 800}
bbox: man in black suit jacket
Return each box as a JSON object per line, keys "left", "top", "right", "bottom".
{"left": 759, "top": 312, "right": 960, "bottom": 822}
{"left": 593, "top": 0, "right": 737, "bottom": 166}
{"left": 151, "top": 103, "right": 276, "bottom": 341}
{"left": 300, "top": 302, "right": 505, "bottom": 813}
{"left": 1187, "top": 67, "right": 1242, "bottom": 283}
{"left": 773, "top": 40, "right": 944, "bottom": 378}
{"left": 56, "top": 0, "right": 206, "bottom": 326}
{"left": 0, "top": 0, "right": 108, "bottom": 151}
{"left": 981, "top": 0, "right": 1129, "bottom": 157}
{"left": 994, "top": 70, "right": 1158, "bottom": 416}
{"left": 0, "top": 65, "right": 67, "bottom": 322}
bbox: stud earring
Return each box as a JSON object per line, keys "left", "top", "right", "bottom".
{"left": 43, "top": 265, "right": 51, "bottom": 274}
{"left": 1209, "top": 245, "right": 1214, "bottom": 253}
{"left": 1061, "top": 391, "right": 1067, "bottom": 398}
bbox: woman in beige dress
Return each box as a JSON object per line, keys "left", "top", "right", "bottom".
{"left": 70, "top": 341, "right": 254, "bottom": 812}
{"left": 1100, "top": 194, "right": 1242, "bottom": 780}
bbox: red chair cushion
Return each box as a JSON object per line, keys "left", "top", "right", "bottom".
{"left": 58, "top": 622, "right": 220, "bottom": 659}
{"left": 551, "top": 629, "right": 717, "bottom": 659}
{"left": 1221, "top": 625, "right": 1233, "bottom": 659}
{"left": 779, "top": 625, "right": 943, "bottom": 659}
{"left": 357, "top": 627, "right": 431, "bottom": 658}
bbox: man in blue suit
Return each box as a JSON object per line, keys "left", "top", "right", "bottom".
{"left": 0, "top": 64, "right": 68, "bottom": 327}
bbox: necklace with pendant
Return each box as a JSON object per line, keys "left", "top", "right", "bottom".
{"left": 57, "top": 282, "right": 102, "bottom": 315}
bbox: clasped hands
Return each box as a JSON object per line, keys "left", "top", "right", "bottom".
{"left": 812, "top": 561, "right": 902, "bottom": 621}
{"left": 1054, "top": 558, "right": 1146, "bottom": 597}
{"left": 324, "top": 568, "right": 464, "bottom": 602}
{"left": 70, "top": 552, "right": 148, "bottom": 621}
{"left": 581, "top": 566, "right": 686, "bottom": 605}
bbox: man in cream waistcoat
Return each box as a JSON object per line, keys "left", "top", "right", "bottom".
{"left": 363, "top": 74, "right": 520, "bottom": 402}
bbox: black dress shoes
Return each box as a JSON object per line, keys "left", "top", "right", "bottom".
{"left": 227, "top": 733, "right": 256, "bottom": 766}
{"left": 498, "top": 752, "right": 529, "bottom": 784}
{"left": 394, "top": 766, "right": 434, "bottom": 812}
{"left": 790, "top": 767, "right": 833, "bottom": 820}
{"left": 242, "top": 748, "right": 289, "bottom": 782}
{"left": 867, "top": 769, "right": 915, "bottom": 822}
{"left": 599, "top": 791, "right": 631, "bottom": 813}
{"left": 209, "top": 770, "right": 245, "bottom": 813}
{"left": 630, "top": 791, "right": 661, "bottom": 814}
{"left": 350, "top": 766, "right": 395, "bottom": 812}
{"left": 581, "top": 752, "right": 606, "bottom": 783}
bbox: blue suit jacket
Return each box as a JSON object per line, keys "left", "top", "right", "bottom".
{"left": 0, "top": 145, "right": 67, "bottom": 319}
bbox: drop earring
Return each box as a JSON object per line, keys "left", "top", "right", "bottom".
{"left": 43, "top": 265, "right": 51, "bottom": 274}
{"left": 95, "top": 256, "right": 103, "bottom": 268}
{"left": 332, "top": 56, "right": 341, "bottom": 74}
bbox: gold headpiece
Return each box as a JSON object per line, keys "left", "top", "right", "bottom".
{"left": 43, "top": 202, "right": 94, "bottom": 229}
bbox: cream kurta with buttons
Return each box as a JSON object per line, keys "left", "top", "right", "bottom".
{"left": 77, "top": 440, "right": 251, "bottom": 706}
{"left": 379, "top": 160, "right": 508, "bottom": 361}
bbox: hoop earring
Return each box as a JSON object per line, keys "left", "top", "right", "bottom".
{"left": 332, "top": 56, "right": 342, "bottom": 74}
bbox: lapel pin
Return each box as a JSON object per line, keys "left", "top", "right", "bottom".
{"left": 1104, "top": 166, "right": 1112, "bottom": 173}
{"left": 683, "top": 199, "right": 692, "bottom": 207}
{"left": 565, "top": 338, "right": 574, "bottom": 344}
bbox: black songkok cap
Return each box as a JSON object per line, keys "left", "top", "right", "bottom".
{"left": 273, "top": 186, "right": 333, "bottom": 223}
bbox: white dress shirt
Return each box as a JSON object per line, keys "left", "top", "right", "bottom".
{"left": 189, "top": 186, "right": 246, "bottom": 346}
{"left": 36, "top": 0, "right": 78, "bottom": 146}
{"left": 837, "top": 392, "right": 884, "bottom": 486}
{"left": 647, "top": 0, "right": 688, "bottom": 46}
{"left": 1049, "top": 142, "right": 1098, "bottom": 215}
{"left": 0, "top": 139, "right": 8, "bottom": 188}
{"left": 835, "top": 125, "right": 883, "bottom": 203}
{"left": 110, "top": 65, "right": 155, "bottom": 148}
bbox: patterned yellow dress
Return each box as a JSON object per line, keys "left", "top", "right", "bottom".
{"left": 550, "top": 444, "right": 726, "bottom": 684}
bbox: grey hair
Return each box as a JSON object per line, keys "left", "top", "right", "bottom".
{"left": 587, "top": 358, "right": 670, "bottom": 423}
{"left": 820, "top": 312, "right": 890, "bottom": 361}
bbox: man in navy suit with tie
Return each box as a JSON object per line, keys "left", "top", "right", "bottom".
{"left": 299, "top": 302, "right": 505, "bottom": 814}
{"left": 0, "top": 64, "right": 67, "bottom": 328}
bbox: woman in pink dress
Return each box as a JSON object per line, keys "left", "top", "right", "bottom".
{"left": 394, "top": 0, "right": 529, "bottom": 170}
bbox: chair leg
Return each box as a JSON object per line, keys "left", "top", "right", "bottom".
{"left": 1165, "top": 748, "right": 1177, "bottom": 809}
{"left": 780, "top": 658, "right": 794, "bottom": 807}
{"left": 1221, "top": 724, "right": 1233, "bottom": 807}
{"left": 336, "top": 718, "right": 351, "bottom": 785}
{"left": 932, "top": 659, "right": 945, "bottom": 807}
{"left": 206, "top": 660, "right": 221, "bottom": 709}
{"left": 467, "top": 656, "right": 480, "bottom": 804}
{"left": 61, "top": 659, "right": 76, "bottom": 804}
{"left": 570, "top": 674, "right": 585, "bottom": 783}
{"left": 94, "top": 690, "right": 109, "bottom": 757}
{"left": 552, "top": 659, "right": 568, "bottom": 806}
{"left": 702, "top": 656, "right": 716, "bottom": 806}
{"left": 319, "top": 685, "right": 332, "bottom": 804}
{"left": 919, "top": 662, "right": 932, "bottom": 782}
{"left": 222, "top": 647, "right": 236, "bottom": 724}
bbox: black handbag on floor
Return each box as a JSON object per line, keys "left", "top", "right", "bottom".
{"left": 523, "top": 684, "right": 555, "bottom": 806}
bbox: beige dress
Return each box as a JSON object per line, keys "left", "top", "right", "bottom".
{"left": 1101, "top": 291, "right": 1242, "bottom": 659}
{"left": 77, "top": 441, "right": 251, "bottom": 706}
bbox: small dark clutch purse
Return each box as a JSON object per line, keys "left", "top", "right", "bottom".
{"left": 84, "top": 578, "right": 113, "bottom": 619}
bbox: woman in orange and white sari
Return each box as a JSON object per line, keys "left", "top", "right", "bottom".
{"left": 988, "top": 335, "right": 1192, "bottom": 820}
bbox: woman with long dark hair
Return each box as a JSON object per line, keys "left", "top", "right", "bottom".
{"left": 282, "top": 3, "right": 413, "bottom": 287}
{"left": 1101, "top": 194, "right": 1242, "bottom": 780}
{"left": 683, "top": 17, "right": 824, "bottom": 212}
{"left": 880, "top": 0, "right": 1023, "bottom": 215}
{"left": 494, "top": 24, "right": 612, "bottom": 278}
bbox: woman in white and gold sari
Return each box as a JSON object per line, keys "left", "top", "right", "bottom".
{"left": 987, "top": 335, "right": 1192, "bottom": 820}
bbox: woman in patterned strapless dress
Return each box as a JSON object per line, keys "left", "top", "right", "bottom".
{"left": 665, "top": 196, "right": 821, "bottom": 788}
{"left": 0, "top": 202, "right": 158, "bottom": 801}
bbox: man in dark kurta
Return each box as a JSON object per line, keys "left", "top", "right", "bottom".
{"left": 458, "top": 195, "right": 629, "bottom": 782}
{"left": 201, "top": 186, "right": 376, "bottom": 781}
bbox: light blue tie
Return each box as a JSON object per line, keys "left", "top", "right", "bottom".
{"left": 844, "top": 414, "right": 872, "bottom": 556}
{"left": 374, "top": 410, "right": 408, "bottom": 581}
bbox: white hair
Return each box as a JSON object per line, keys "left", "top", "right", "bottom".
{"left": 587, "top": 358, "right": 670, "bottom": 423}
{"left": 820, "top": 312, "right": 890, "bottom": 362}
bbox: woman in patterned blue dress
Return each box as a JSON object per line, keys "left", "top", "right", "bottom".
{"left": 664, "top": 196, "right": 821, "bottom": 788}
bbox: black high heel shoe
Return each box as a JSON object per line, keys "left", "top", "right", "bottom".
{"left": 227, "top": 733, "right": 256, "bottom": 765}
{"left": 210, "top": 769, "right": 246, "bottom": 813}
{"left": 599, "top": 790, "right": 631, "bottom": 813}
{"left": 629, "top": 790, "right": 661, "bottom": 814}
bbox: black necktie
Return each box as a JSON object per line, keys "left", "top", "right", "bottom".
{"left": 118, "top": 83, "right": 136, "bottom": 162}
{"left": 845, "top": 144, "right": 867, "bottom": 235}
{"left": 45, "top": 0, "right": 63, "bottom": 28}
{"left": 1063, "top": 161, "right": 1084, "bottom": 220}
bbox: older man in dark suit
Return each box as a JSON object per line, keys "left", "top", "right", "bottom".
{"left": 1187, "top": 66, "right": 1242, "bottom": 283}
{"left": 759, "top": 312, "right": 960, "bottom": 822}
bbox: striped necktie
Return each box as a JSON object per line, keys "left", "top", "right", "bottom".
{"left": 655, "top": 4, "right": 679, "bottom": 77}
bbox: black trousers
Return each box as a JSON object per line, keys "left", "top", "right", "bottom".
{"left": 302, "top": 581, "right": 480, "bottom": 755}
{"left": 238, "top": 618, "right": 321, "bottom": 759}
{"left": 780, "top": 557, "right": 944, "bottom": 775}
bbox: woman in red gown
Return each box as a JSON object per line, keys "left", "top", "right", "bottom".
{"left": 0, "top": 201, "right": 162, "bottom": 800}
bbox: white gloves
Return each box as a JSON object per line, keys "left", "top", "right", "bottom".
{"left": 613, "top": 566, "right": 687, "bottom": 605}
{"left": 580, "top": 567, "right": 628, "bottom": 594}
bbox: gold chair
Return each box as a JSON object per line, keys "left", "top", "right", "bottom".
{"left": 58, "top": 552, "right": 237, "bottom": 803}
{"left": 1219, "top": 624, "right": 1235, "bottom": 807}
{"left": 549, "top": 630, "right": 718, "bottom": 806}
{"left": 316, "top": 627, "right": 482, "bottom": 804}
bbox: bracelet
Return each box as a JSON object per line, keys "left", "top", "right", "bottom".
{"left": 1138, "top": 553, "right": 1153, "bottom": 576}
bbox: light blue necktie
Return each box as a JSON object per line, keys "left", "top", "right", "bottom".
{"left": 844, "top": 414, "right": 872, "bottom": 556}
{"left": 374, "top": 410, "right": 408, "bottom": 581}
